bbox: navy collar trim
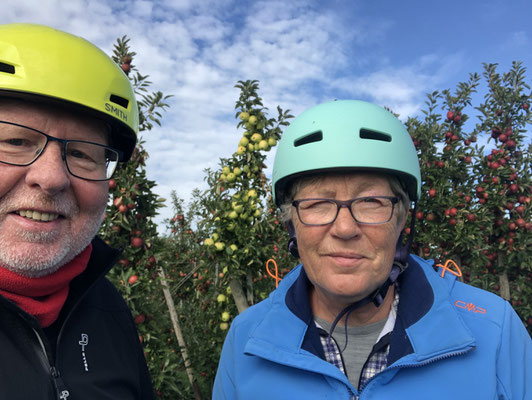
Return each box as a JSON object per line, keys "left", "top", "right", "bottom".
{"left": 285, "top": 267, "right": 326, "bottom": 360}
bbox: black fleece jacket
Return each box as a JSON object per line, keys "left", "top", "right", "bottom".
{"left": 0, "top": 237, "right": 154, "bottom": 400}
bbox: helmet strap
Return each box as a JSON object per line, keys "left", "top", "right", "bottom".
{"left": 394, "top": 202, "right": 417, "bottom": 265}
{"left": 286, "top": 221, "right": 300, "bottom": 258}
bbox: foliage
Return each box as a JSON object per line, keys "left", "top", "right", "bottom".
{"left": 99, "top": 36, "right": 183, "bottom": 399}
{"left": 406, "top": 61, "right": 531, "bottom": 332}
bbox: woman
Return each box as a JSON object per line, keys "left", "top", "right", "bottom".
{"left": 213, "top": 100, "right": 530, "bottom": 399}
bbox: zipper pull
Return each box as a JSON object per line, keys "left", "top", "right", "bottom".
{"left": 50, "top": 366, "right": 70, "bottom": 400}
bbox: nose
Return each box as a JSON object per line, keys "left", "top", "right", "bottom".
{"left": 24, "top": 142, "right": 71, "bottom": 195}
{"left": 331, "top": 206, "right": 361, "bottom": 239}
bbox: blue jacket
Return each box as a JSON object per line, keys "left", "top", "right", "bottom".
{"left": 213, "top": 255, "right": 531, "bottom": 399}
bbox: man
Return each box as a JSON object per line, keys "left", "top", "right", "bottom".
{"left": 0, "top": 24, "right": 153, "bottom": 399}
{"left": 213, "top": 100, "right": 531, "bottom": 399}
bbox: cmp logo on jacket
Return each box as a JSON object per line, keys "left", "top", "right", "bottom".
{"left": 78, "top": 333, "right": 90, "bottom": 372}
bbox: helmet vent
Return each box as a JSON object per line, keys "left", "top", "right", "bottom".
{"left": 360, "top": 128, "right": 391, "bottom": 142}
{"left": 0, "top": 62, "right": 15, "bottom": 75}
{"left": 109, "top": 94, "right": 129, "bottom": 108}
{"left": 294, "top": 130, "right": 323, "bottom": 147}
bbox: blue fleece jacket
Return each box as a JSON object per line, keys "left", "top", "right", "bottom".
{"left": 213, "top": 255, "right": 531, "bottom": 399}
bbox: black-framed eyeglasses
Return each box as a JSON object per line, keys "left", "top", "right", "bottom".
{"left": 292, "top": 196, "right": 399, "bottom": 226}
{"left": 0, "top": 120, "right": 123, "bottom": 181}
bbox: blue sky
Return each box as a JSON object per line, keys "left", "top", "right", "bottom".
{"left": 2, "top": 0, "right": 531, "bottom": 229}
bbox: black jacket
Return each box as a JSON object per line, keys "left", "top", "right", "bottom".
{"left": 0, "top": 237, "right": 154, "bottom": 400}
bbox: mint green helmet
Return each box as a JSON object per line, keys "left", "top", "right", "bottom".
{"left": 272, "top": 100, "right": 421, "bottom": 205}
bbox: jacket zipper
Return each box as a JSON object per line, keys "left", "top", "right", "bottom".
{"left": 32, "top": 327, "right": 71, "bottom": 399}
{"left": 357, "top": 346, "right": 475, "bottom": 399}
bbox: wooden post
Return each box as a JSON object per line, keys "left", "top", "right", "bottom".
{"left": 159, "top": 266, "right": 203, "bottom": 400}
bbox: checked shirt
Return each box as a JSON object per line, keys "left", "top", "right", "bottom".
{"left": 315, "top": 288, "right": 399, "bottom": 399}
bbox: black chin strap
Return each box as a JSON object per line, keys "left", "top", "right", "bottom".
{"left": 327, "top": 260, "right": 407, "bottom": 351}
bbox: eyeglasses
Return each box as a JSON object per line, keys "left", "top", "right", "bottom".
{"left": 0, "top": 120, "right": 122, "bottom": 181}
{"left": 292, "top": 196, "right": 399, "bottom": 226}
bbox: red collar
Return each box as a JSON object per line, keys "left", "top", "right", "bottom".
{"left": 0, "top": 244, "right": 92, "bottom": 327}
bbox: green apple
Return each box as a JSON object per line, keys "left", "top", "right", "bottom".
{"left": 217, "top": 294, "right": 226, "bottom": 303}
{"left": 251, "top": 133, "right": 263, "bottom": 143}
{"left": 226, "top": 173, "right": 236, "bottom": 182}
{"left": 230, "top": 244, "right": 238, "bottom": 252}
{"left": 247, "top": 144, "right": 254, "bottom": 152}
{"left": 219, "top": 322, "right": 229, "bottom": 330}
{"left": 232, "top": 204, "right": 244, "bottom": 214}
{"left": 236, "top": 146, "right": 246, "bottom": 155}
{"left": 221, "top": 311, "right": 230, "bottom": 321}
{"left": 226, "top": 286, "right": 232, "bottom": 295}
{"left": 248, "top": 189, "right": 258, "bottom": 199}
{"left": 268, "top": 137, "right": 277, "bottom": 147}
{"left": 222, "top": 166, "right": 230, "bottom": 175}
{"left": 258, "top": 140, "right": 270, "bottom": 151}
{"left": 214, "top": 242, "right": 225, "bottom": 251}
{"left": 248, "top": 115, "right": 258, "bottom": 125}
{"left": 233, "top": 167, "right": 242, "bottom": 176}
{"left": 212, "top": 233, "right": 219, "bottom": 241}
{"left": 239, "top": 137, "right": 249, "bottom": 147}
{"left": 239, "top": 111, "right": 249, "bottom": 121}
{"left": 204, "top": 238, "right": 214, "bottom": 246}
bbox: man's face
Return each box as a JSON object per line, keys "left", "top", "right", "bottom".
{"left": 0, "top": 100, "right": 109, "bottom": 277}
{"left": 292, "top": 173, "right": 406, "bottom": 307}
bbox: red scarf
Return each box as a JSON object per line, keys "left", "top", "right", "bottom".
{"left": 0, "top": 244, "right": 92, "bottom": 327}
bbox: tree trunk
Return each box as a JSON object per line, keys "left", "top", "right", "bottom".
{"left": 159, "top": 266, "right": 203, "bottom": 400}
{"left": 497, "top": 253, "right": 510, "bottom": 301}
{"left": 246, "top": 271, "right": 254, "bottom": 306}
{"left": 230, "top": 278, "right": 249, "bottom": 314}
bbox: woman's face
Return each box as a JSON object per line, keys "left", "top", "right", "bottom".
{"left": 292, "top": 173, "right": 406, "bottom": 306}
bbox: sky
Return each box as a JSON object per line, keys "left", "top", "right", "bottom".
{"left": 2, "top": 0, "right": 531, "bottom": 231}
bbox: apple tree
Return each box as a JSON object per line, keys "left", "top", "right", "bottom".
{"left": 406, "top": 61, "right": 531, "bottom": 333}
{"left": 97, "top": 37, "right": 189, "bottom": 398}
{"left": 159, "top": 80, "right": 293, "bottom": 397}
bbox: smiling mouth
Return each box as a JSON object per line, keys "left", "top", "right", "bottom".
{"left": 16, "top": 210, "right": 61, "bottom": 222}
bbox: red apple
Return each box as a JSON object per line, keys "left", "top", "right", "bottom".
{"left": 131, "top": 237, "right": 144, "bottom": 248}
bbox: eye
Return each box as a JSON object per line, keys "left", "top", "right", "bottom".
{"left": 299, "top": 199, "right": 330, "bottom": 209}
{"left": 1, "top": 137, "right": 33, "bottom": 147}
{"left": 357, "top": 197, "right": 387, "bottom": 208}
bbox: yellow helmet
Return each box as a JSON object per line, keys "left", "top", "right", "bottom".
{"left": 0, "top": 23, "right": 138, "bottom": 160}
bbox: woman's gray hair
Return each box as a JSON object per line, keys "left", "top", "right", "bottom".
{"left": 279, "top": 172, "right": 410, "bottom": 225}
